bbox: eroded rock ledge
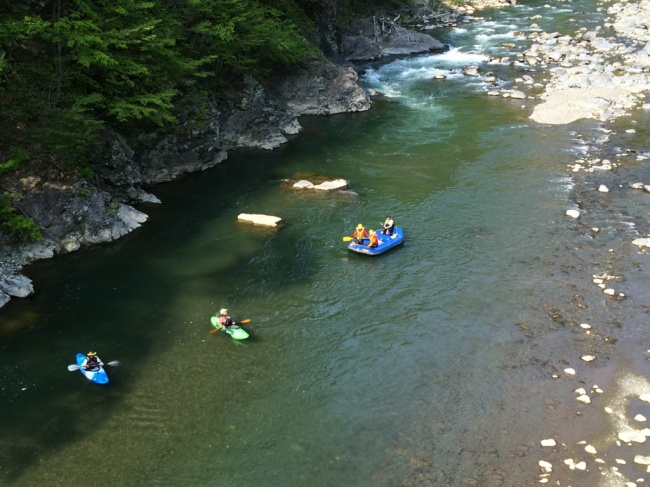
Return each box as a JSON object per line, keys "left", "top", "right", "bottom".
{"left": 0, "top": 19, "right": 451, "bottom": 309}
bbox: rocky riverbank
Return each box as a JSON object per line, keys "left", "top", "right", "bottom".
{"left": 508, "top": 0, "right": 650, "bottom": 484}
{"left": 0, "top": 16, "right": 454, "bottom": 309}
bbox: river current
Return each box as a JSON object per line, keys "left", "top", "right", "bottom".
{"left": 2, "top": 1, "right": 650, "bottom": 486}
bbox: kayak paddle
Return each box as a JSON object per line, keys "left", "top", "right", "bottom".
{"left": 67, "top": 360, "right": 120, "bottom": 371}
{"left": 209, "top": 318, "right": 251, "bottom": 334}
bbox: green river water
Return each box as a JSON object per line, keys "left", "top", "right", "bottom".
{"left": 2, "top": 1, "right": 650, "bottom": 486}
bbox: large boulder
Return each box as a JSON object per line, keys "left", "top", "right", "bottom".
{"left": 341, "top": 18, "right": 447, "bottom": 62}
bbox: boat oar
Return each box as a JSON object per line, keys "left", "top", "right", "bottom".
{"left": 342, "top": 236, "right": 353, "bottom": 242}
{"left": 209, "top": 319, "right": 251, "bottom": 334}
{"left": 67, "top": 360, "right": 120, "bottom": 371}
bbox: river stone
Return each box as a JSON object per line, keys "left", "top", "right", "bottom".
{"left": 635, "top": 455, "right": 650, "bottom": 465}
{"left": 293, "top": 180, "right": 315, "bottom": 189}
{"left": 576, "top": 394, "right": 591, "bottom": 404}
{"left": 237, "top": 213, "right": 283, "bottom": 227}
{"left": 632, "top": 238, "right": 650, "bottom": 248}
{"left": 0, "top": 275, "right": 34, "bottom": 298}
{"left": 566, "top": 209, "right": 580, "bottom": 218}
{"left": 618, "top": 430, "right": 646, "bottom": 443}
{"left": 314, "top": 179, "right": 348, "bottom": 191}
{"left": 540, "top": 439, "right": 556, "bottom": 447}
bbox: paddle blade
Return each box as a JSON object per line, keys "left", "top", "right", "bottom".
{"left": 239, "top": 319, "right": 251, "bottom": 325}
{"left": 68, "top": 364, "right": 81, "bottom": 371}
{"left": 342, "top": 236, "right": 353, "bottom": 242}
{"left": 106, "top": 360, "right": 120, "bottom": 366}
{"left": 209, "top": 328, "right": 220, "bottom": 334}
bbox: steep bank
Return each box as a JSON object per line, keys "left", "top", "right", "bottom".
{"left": 0, "top": 8, "right": 457, "bottom": 309}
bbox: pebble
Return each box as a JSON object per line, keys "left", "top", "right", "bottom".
{"left": 581, "top": 355, "right": 595, "bottom": 362}
{"left": 564, "top": 368, "right": 576, "bottom": 375}
{"left": 540, "top": 439, "right": 556, "bottom": 447}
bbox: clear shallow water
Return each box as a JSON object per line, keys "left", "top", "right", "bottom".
{"left": 2, "top": 2, "right": 644, "bottom": 486}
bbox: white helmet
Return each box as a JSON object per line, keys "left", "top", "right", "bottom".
{"left": 220, "top": 308, "right": 228, "bottom": 315}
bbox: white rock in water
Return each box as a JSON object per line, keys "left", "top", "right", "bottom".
{"left": 566, "top": 209, "right": 580, "bottom": 218}
{"left": 598, "top": 185, "right": 609, "bottom": 192}
{"left": 635, "top": 414, "right": 647, "bottom": 422}
{"left": 293, "top": 180, "right": 314, "bottom": 189}
{"left": 574, "top": 461, "right": 587, "bottom": 470}
{"left": 313, "top": 179, "right": 348, "bottom": 191}
{"left": 580, "top": 323, "right": 592, "bottom": 329}
{"left": 604, "top": 288, "right": 616, "bottom": 295}
{"left": 605, "top": 407, "right": 613, "bottom": 414}
{"left": 626, "top": 129, "right": 637, "bottom": 133}
{"left": 585, "top": 445, "right": 597, "bottom": 454}
{"left": 539, "top": 478, "right": 548, "bottom": 484}
{"left": 632, "top": 238, "right": 650, "bottom": 248}
{"left": 618, "top": 430, "right": 647, "bottom": 443}
{"left": 634, "top": 455, "right": 650, "bottom": 465}
{"left": 575, "top": 387, "right": 587, "bottom": 395}
{"left": 576, "top": 395, "right": 591, "bottom": 404}
{"left": 616, "top": 458, "right": 626, "bottom": 464}
{"left": 539, "top": 460, "right": 553, "bottom": 470}
{"left": 640, "top": 394, "right": 650, "bottom": 403}
{"left": 581, "top": 355, "right": 595, "bottom": 362}
{"left": 237, "top": 213, "right": 283, "bottom": 227}
{"left": 564, "top": 368, "right": 576, "bottom": 375}
{"left": 541, "top": 439, "right": 556, "bottom": 447}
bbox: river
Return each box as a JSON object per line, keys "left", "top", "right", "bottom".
{"left": 2, "top": 1, "right": 650, "bottom": 486}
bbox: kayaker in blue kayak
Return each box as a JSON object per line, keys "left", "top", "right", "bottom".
{"left": 216, "top": 308, "right": 237, "bottom": 329}
{"left": 81, "top": 351, "right": 104, "bottom": 371}
{"left": 382, "top": 215, "right": 395, "bottom": 235}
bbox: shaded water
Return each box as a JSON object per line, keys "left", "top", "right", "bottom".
{"left": 2, "top": 2, "right": 648, "bottom": 486}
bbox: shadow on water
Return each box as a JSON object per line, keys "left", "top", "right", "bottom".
{"left": 0, "top": 146, "right": 339, "bottom": 482}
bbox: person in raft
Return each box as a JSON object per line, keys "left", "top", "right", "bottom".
{"left": 82, "top": 351, "right": 104, "bottom": 371}
{"left": 382, "top": 215, "right": 395, "bottom": 235}
{"left": 352, "top": 223, "right": 369, "bottom": 245}
{"left": 217, "top": 308, "right": 237, "bottom": 329}
{"left": 367, "top": 229, "right": 379, "bottom": 248}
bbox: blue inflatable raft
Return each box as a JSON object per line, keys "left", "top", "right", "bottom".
{"left": 347, "top": 227, "right": 405, "bottom": 256}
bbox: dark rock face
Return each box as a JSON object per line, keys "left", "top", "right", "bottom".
{"left": 340, "top": 18, "right": 447, "bottom": 62}
{"left": 0, "top": 12, "right": 444, "bottom": 308}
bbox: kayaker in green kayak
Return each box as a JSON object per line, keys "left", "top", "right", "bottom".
{"left": 216, "top": 308, "right": 237, "bottom": 330}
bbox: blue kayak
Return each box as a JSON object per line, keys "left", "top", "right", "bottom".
{"left": 348, "top": 227, "right": 405, "bottom": 256}
{"left": 76, "top": 353, "right": 109, "bottom": 384}
{"left": 210, "top": 316, "right": 249, "bottom": 339}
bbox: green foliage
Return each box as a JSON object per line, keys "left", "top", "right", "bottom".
{"left": 0, "top": 0, "right": 320, "bottom": 165}
{"left": 0, "top": 153, "right": 24, "bottom": 176}
{"left": 0, "top": 193, "right": 43, "bottom": 243}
